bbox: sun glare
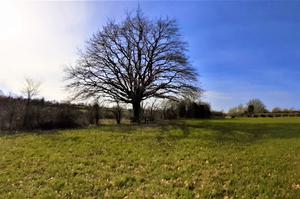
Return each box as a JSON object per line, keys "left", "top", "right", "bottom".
{"left": 0, "top": 1, "right": 24, "bottom": 41}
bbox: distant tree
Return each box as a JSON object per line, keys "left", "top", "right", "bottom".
{"left": 228, "top": 104, "right": 246, "bottom": 116}
{"left": 185, "top": 102, "right": 211, "bottom": 118}
{"left": 282, "top": 108, "right": 295, "bottom": 113}
{"left": 272, "top": 107, "right": 282, "bottom": 113}
{"left": 143, "top": 99, "right": 159, "bottom": 121}
{"left": 148, "top": 99, "right": 158, "bottom": 121}
{"left": 90, "top": 101, "right": 100, "bottom": 126}
{"left": 247, "top": 99, "right": 268, "bottom": 113}
{"left": 22, "top": 78, "right": 41, "bottom": 129}
{"left": 161, "top": 99, "right": 178, "bottom": 120}
{"left": 111, "top": 101, "right": 122, "bottom": 124}
{"left": 22, "top": 78, "right": 41, "bottom": 102}
{"left": 65, "top": 9, "right": 200, "bottom": 123}
{"left": 247, "top": 104, "right": 254, "bottom": 114}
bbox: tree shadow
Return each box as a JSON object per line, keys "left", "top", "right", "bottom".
{"left": 182, "top": 121, "right": 300, "bottom": 144}
{"left": 156, "top": 120, "right": 300, "bottom": 144}
{"left": 0, "top": 129, "right": 61, "bottom": 137}
{"left": 2, "top": 120, "right": 300, "bottom": 146}
{"left": 95, "top": 124, "right": 140, "bottom": 134}
{"left": 159, "top": 121, "right": 191, "bottom": 137}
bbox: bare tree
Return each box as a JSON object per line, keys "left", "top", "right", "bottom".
{"left": 22, "top": 78, "right": 41, "bottom": 129}
{"left": 228, "top": 104, "right": 246, "bottom": 116}
{"left": 247, "top": 99, "right": 268, "bottom": 113}
{"left": 148, "top": 99, "right": 158, "bottom": 121}
{"left": 111, "top": 101, "right": 123, "bottom": 124}
{"left": 65, "top": 9, "right": 200, "bottom": 123}
{"left": 22, "top": 78, "right": 41, "bottom": 101}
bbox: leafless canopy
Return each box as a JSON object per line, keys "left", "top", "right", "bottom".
{"left": 66, "top": 10, "right": 200, "bottom": 122}
{"left": 22, "top": 78, "right": 41, "bottom": 101}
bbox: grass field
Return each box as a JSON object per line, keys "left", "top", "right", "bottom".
{"left": 0, "top": 118, "right": 300, "bottom": 198}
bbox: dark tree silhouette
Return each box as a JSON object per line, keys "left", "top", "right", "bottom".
{"left": 65, "top": 10, "right": 200, "bottom": 123}
{"left": 22, "top": 78, "right": 41, "bottom": 102}
{"left": 247, "top": 104, "right": 254, "bottom": 115}
{"left": 247, "top": 99, "right": 267, "bottom": 113}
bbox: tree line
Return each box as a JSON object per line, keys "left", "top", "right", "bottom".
{"left": 0, "top": 96, "right": 88, "bottom": 132}
{"left": 0, "top": 94, "right": 215, "bottom": 133}
{"left": 1, "top": 8, "right": 205, "bottom": 128}
{"left": 228, "top": 98, "right": 300, "bottom": 118}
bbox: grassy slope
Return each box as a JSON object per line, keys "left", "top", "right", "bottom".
{"left": 0, "top": 118, "right": 300, "bottom": 198}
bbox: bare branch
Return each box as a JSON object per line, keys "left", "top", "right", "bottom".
{"left": 22, "top": 78, "right": 41, "bottom": 100}
{"left": 65, "top": 9, "right": 200, "bottom": 122}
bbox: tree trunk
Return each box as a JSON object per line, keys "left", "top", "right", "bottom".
{"left": 132, "top": 100, "right": 141, "bottom": 124}
{"left": 94, "top": 105, "right": 100, "bottom": 126}
{"left": 116, "top": 114, "right": 121, "bottom": 124}
{"left": 115, "top": 108, "right": 121, "bottom": 125}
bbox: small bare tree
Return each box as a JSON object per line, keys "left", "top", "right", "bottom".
{"left": 111, "top": 101, "right": 122, "bottom": 124}
{"left": 22, "top": 78, "right": 41, "bottom": 102}
{"left": 66, "top": 9, "right": 200, "bottom": 123}
{"left": 22, "top": 78, "right": 41, "bottom": 129}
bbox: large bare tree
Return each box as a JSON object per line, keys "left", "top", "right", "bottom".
{"left": 66, "top": 10, "right": 200, "bottom": 123}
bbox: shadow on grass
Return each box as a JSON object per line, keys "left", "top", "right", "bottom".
{"left": 156, "top": 120, "right": 300, "bottom": 144}
{"left": 94, "top": 124, "right": 140, "bottom": 134}
{"left": 0, "top": 129, "right": 61, "bottom": 137}
{"left": 2, "top": 120, "right": 300, "bottom": 145}
{"left": 81, "top": 120, "right": 300, "bottom": 145}
{"left": 159, "top": 121, "right": 191, "bottom": 137}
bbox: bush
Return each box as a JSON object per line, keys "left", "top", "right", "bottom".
{"left": 173, "top": 100, "right": 211, "bottom": 119}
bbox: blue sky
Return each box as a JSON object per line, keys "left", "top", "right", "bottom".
{"left": 0, "top": 1, "right": 300, "bottom": 111}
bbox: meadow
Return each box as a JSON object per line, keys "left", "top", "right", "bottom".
{"left": 0, "top": 118, "right": 300, "bottom": 198}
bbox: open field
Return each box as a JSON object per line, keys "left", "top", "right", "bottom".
{"left": 0, "top": 118, "right": 300, "bottom": 198}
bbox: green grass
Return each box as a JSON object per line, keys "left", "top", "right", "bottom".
{"left": 0, "top": 118, "right": 300, "bottom": 198}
